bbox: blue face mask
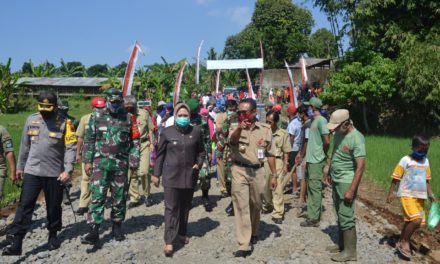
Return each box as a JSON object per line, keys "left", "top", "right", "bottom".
{"left": 320, "top": 109, "right": 328, "bottom": 118}
{"left": 412, "top": 150, "right": 427, "bottom": 160}
{"left": 307, "top": 107, "right": 314, "bottom": 118}
{"left": 107, "top": 101, "right": 122, "bottom": 114}
{"left": 175, "top": 117, "right": 190, "bottom": 128}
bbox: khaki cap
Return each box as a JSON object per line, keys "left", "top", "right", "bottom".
{"left": 327, "top": 109, "right": 350, "bottom": 130}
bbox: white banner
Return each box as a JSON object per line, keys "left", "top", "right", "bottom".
{"left": 207, "top": 58, "right": 263, "bottom": 70}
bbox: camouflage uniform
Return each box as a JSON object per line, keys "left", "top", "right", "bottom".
{"left": 83, "top": 96, "right": 140, "bottom": 226}
{"left": 0, "top": 125, "right": 14, "bottom": 199}
{"left": 216, "top": 111, "right": 238, "bottom": 195}
{"left": 190, "top": 114, "right": 212, "bottom": 192}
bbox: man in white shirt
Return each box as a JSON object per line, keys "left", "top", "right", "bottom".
{"left": 285, "top": 105, "right": 302, "bottom": 196}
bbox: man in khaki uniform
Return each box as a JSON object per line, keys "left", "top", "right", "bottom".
{"left": 125, "top": 96, "right": 155, "bottom": 208}
{"left": 75, "top": 97, "right": 106, "bottom": 215}
{"left": 262, "top": 111, "right": 291, "bottom": 224}
{"left": 0, "top": 125, "right": 16, "bottom": 199}
{"left": 229, "top": 98, "right": 277, "bottom": 258}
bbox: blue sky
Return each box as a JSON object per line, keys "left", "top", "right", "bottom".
{"left": 1, "top": 0, "right": 333, "bottom": 71}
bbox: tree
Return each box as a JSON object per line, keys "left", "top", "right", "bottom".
{"left": 223, "top": 0, "right": 314, "bottom": 68}
{"left": 308, "top": 28, "right": 338, "bottom": 58}
{"left": 322, "top": 52, "right": 397, "bottom": 132}
{"left": 114, "top": 62, "right": 128, "bottom": 77}
{"left": 0, "top": 58, "right": 20, "bottom": 113}
{"left": 87, "top": 64, "right": 109, "bottom": 77}
{"left": 57, "top": 59, "right": 86, "bottom": 77}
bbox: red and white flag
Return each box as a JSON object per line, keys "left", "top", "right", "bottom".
{"left": 245, "top": 67, "right": 255, "bottom": 99}
{"left": 300, "top": 56, "right": 308, "bottom": 88}
{"left": 196, "top": 40, "right": 204, "bottom": 85}
{"left": 173, "top": 61, "right": 188, "bottom": 107}
{"left": 122, "top": 41, "right": 143, "bottom": 96}
{"left": 259, "top": 40, "right": 264, "bottom": 91}
{"left": 215, "top": 69, "right": 221, "bottom": 94}
{"left": 284, "top": 60, "right": 298, "bottom": 109}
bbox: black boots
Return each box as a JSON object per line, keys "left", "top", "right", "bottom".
{"left": 48, "top": 231, "right": 61, "bottom": 251}
{"left": 2, "top": 235, "right": 23, "bottom": 256}
{"left": 225, "top": 202, "right": 234, "bottom": 216}
{"left": 81, "top": 225, "right": 100, "bottom": 245}
{"left": 112, "top": 222, "right": 125, "bottom": 241}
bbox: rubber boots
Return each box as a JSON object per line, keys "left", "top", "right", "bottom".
{"left": 112, "top": 222, "right": 125, "bottom": 241}
{"left": 2, "top": 235, "right": 23, "bottom": 256}
{"left": 48, "top": 231, "right": 61, "bottom": 250}
{"left": 331, "top": 228, "right": 357, "bottom": 262}
{"left": 326, "top": 228, "right": 344, "bottom": 253}
{"left": 81, "top": 224, "right": 99, "bottom": 245}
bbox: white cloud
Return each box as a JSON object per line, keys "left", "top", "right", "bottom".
{"left": 196, "top": 0, "right": 214, "bottom": 5}
{"left": 227, "top": 6, "right": 251, "bottom": 27}
{"left": 207, "top": 6, "right": 251, "bottom": 27}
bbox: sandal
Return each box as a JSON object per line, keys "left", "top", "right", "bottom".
{"left": 164, "top": 244, "right": 173, "bottom": 257}
{"left": 178, "top": 235, "right": 190, "bottom": 244}
{"left": 396, "top": 242, "right": 411, "bottom": 259}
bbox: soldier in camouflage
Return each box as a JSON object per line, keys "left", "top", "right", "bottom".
{"left": 81, "top": 88, "right": 140, "bottom": 245}
{"left": 215, "top": 99, "right": 238, "bottom": 216}
{"left": 187, "top": 98, "right": 213, "bottom": 212}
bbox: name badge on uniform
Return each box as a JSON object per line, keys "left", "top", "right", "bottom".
{"left": 257, "top": 148, "right": 265, "bottom": 159}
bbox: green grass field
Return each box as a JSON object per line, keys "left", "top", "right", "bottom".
{"left": 0, "top": 98, "right": 91, "bottom": 207}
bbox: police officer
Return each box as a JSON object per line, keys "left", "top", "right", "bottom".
{"left": 124, "top": 95, "right": 155, "bottom": 208}
{"left": 81, "top": 88, "right": 140, "bottom": 245}
{"left": 262, "top": 111, "right": 291, "bottom": 224}
{"left": 2, "top": 91, "right": 76, "bottom": 255}
{"left": 229, "top": 98, "right": 277, "bottom": 258}
{"left": 0, "top": 125, "right": 16, "bottom": 200}
{"left": 75, "top": 97, "right": 106, "bottom": 215}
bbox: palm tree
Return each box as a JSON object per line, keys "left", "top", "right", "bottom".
{"left": 57, "top": 59, "right": 86, "bottom": 77}
{"left": 0, "top": 58, "right": 20, "bottom": 113}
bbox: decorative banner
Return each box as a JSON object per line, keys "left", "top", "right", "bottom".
{"left": 284, "top": 60, "right": 298, "bottom": 109}
{"left": 215, "top": 69, "right": 221, "bottom": 94}
{"left": 122, "top": 41, "right": 143, "bottom": 96}
{"left": 259, "top": 40, "right": 264, "bottom": 92}
{"left": 196, "top": 40, "right": 204, "bottom": 85}
{"left": 245, "top": 67, "right": 255, "bottom": 99}
{"left": 300, "top": 56, "right": 308, "bottom": 88}
{"left": 207, "top": 58, "right": 263, "bottom": 70}
{"left": 173, "top": 61, "right": 188, "bottom": 107}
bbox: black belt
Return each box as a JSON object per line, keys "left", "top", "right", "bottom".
{"left": 275, "top": 156, "right": 282, "bottom": 159}
{"left": 234, "top": 161, "right": 263, "bottom": 169}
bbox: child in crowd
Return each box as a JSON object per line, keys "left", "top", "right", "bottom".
{"left": 386, "top": 134, "right": 436, "bottom": 259}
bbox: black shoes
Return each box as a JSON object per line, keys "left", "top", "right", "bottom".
{"left": 233, "top": 250, "right": 251, "bottom": 258}
{"left": 48, "top": 232, "right": 61, "bottom": 251}
{"left": 272, "top": 217, "right": 283, "bottom": 225}
{"left": 261, "top": 208, "right": 273, "bottom": 214}
{"left": 300, "top": 219, "right": 319, "bottom": 227}
{"left": 145, "top": 196, "right": 154, "bottom": 207}
{"left": 112, "top": 222, "right": 125, "bottom": 241}
{"left": 250, "top": 235, "right": 258, "bottom": 245}
{"left": 202, "top": 197, "right": 212, "bottom": 212}
{"left": 81, "top": 225, "right": 100, "bottom": 245}
{"left": 225, "top": 202, "right": 234, "bottom": 216}
{"left": 76, "top": 207, "right": 88, "bottom": 215}
{"left": 2, "top": 235, "right": 23, "bottom": 256}
{"left": 128, "top": 200, "right": 141, "bottom": 209}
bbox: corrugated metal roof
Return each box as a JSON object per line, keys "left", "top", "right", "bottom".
{"left": 18, "top": 77, "right": 123, "bottom": 87}
{"left": 289, "top": 58, "right": 333, "bottom": 69}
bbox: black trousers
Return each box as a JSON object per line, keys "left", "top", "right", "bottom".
{"left": 8, "top": 174, "right": 64, "bottom": 238}
{"left": 163, "top": 187, "right": 194, "bottom": 244}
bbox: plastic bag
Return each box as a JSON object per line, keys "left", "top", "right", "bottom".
{"left": 427, "top": 202, "right": 440, "bottom": 230}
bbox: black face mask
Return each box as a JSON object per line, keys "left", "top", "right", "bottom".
{"left": 40, "top": 111, "right": 55, "bottom": 119}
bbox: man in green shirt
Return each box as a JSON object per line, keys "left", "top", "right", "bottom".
{"left": 300, "top": 97, "right": 330, "bottom": 227}
{"left": 325, "top": 109, "right": 366, "bottom": 262}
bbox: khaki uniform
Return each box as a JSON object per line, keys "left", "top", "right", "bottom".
{"left": 215, "top": 112, "right": 227, "bottom": 193}
{"left": 76, "top": 113, "right": 92, "bottom": 208}
{"left": 229, "top": 122, "right": 276, "bottom": 251}
{"left": 128, "top": 108, "right": 153, "bottom": 202}
{"left": 0, "top": 126, "right": 14, "bottom": 198}
{"left": 263, "top": 128, "right": 291, "bottom": 219}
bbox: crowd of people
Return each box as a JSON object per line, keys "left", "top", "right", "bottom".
{"left": 0, "top": 87, "right": 434, "bottom": 261}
